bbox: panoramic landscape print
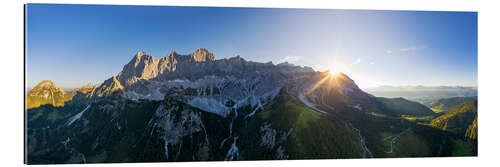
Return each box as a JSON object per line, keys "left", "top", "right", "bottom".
{"left": 25, "top": 4, "right": 477, "bottom": 164}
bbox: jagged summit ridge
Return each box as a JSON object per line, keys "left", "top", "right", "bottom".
{"left": 91, "top": 76, "right": 124, "bottom": 97}
{"left": 190, "top": 48, "right": 215, "bottom": 62}
{"left": 117, "top": 51, "right": 160, "bottom": 85}
{"left": 90, "top": 48, "right": 324, "bottom": 103}
{"left": 116, "top": 48, "right": 217, "bottom": 86}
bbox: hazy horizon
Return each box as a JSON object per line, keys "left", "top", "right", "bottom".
{"left": 26, "top": 4, "right": 477, "bottom": 89}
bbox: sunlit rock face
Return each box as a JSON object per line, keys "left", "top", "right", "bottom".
{"left": 72, "top": 83, "right": 94, "bottom": 94}
{"left": 99, "top": 49, "right": 318, "bottom": 111}
{"left": 26, "top": 80, "right": 72, "bottom": 109}
{"left": 117, "top": 52, "right": 161, "bottom": 86}
{"left": 189, "top": 48, "right": 215, "bottom": 62}
{"left": 91, "top": 76, "right": 124, "bottom": 97}
{"left": 114, "top": 49, "right": 216, "bottom": 87}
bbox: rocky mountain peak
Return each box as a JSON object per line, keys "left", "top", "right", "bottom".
{"left": 168, "top": 51, "right": 180, "bottom": 57}
{"left": 118, "top": 51, "right": 160, "bottom": 86}
{"left": 35, "top": 80, "right": 59, "bottom": 89}
{"left": 189, "top": 48, "right": 215, "bottom": 62}
{"left": 30, "top": 80, "right": 65, "bottom": 94}
{"left": 83, "top": 82, "right": 93, "bottom": 88}
{"left": 131, "top": 51, "right": 156, "bottom": 65}
{"left": 135, "top": 51, "right": 148, "bottom": 58}
{"left": 228, "top": 55, "right": 246, "bottom": 63}
{"left": 26, "top": 80, "right": 70, "bottom": 109}
{"left": 73, "top": 82, "right": 94, "bottom": 94}
{"left": 91, "top": 76, "right": 124, "bottom": 97}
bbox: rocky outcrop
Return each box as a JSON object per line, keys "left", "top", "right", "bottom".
{"left": 72, "top": 83, "right": 94, "bottom": 94}
{"left": 115, "top": 49, "right": 218, "bottom": 87}
{"left": 117, "top": 52, "right": 161, "bottom": 86}
{"left": 189, "top": 48, "right": 215, "bottom": 62}
{"left": 90, "top": 76, "right": 124, "bottom": 97}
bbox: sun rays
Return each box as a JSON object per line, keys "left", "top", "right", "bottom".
{"left": 305, "top": 72, "right": 341, "bottom": 96}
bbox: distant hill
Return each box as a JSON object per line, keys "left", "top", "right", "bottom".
{"left": 376, "top": 97, "right": 435, "bottom": 117}
{"left": 430, "top": 100, "right": 477, "bottom": 139}
{"left": 427, "top": 96, "right": 477, "bottom": 113}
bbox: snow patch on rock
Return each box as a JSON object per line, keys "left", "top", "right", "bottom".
{"left": 66, "top": 105, "right": 91, "bottom": 126}
{"left": 188, "top": 97, "right": 230, "bottom": 117}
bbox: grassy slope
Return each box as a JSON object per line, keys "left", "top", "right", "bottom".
{"left": 430, "top": 100, "right": 477, "bottom": 137}
{"left": 427, "top": 96, "right": 477, "bottom": 112}
{"left": 333, "top": 99, "right": 477, "bottom": 158}
{"left": 238, "top": 92, "right": 363, "bottom": 160}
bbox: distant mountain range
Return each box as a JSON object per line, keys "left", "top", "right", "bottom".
{"left": 25, "top": 49, "right": 477, "bottom": 164}
{"left": 364, "top": 85, "right": 477, "bottom": 104}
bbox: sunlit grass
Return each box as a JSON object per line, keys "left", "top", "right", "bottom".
{"left": 401, "top": 115, "right": 435, "bottom": 121}
{"left": 431, "top": 108, "right": 444, "bottom": 113}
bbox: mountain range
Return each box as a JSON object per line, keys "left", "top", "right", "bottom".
{"left": 365, "top": 85, "right": 477, "bottom": 104}
{"left": 25, "top": 48, "right": 477, "bottom": 164}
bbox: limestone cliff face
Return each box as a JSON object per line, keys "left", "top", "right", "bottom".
{"left": 116, "top": 48, "right": 216, "bottom": 87}
{"left": 117, "top": 52, "right": 160, "bottom": 86}
{"left": 189, "top": 48, "right": 215, "bottom": 62}
{"left": 91, "top": 76, "right": 124, "bottom": 97}
{"left": 89, "top": 48, "right": 318, "bottom": 99}
{"left": 158, "top": 51, "right": 179, "bottom": 75}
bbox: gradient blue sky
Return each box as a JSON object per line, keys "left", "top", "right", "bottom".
{"left": 26, "top": 4, "right": 477, "bottom": 89}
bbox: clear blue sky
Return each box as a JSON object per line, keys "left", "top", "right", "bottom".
{"left": 26, "top": 4, "right": 477, "bottom": 89}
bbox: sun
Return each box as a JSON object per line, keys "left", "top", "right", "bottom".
{"left": 325, "top": 62, "right": 350, "bottom": 76}
{"left": 327, "top": 68, "right": 341, "bottom": 76}
{"left": 328, "top": 69, "right": 338, "bottom": 76}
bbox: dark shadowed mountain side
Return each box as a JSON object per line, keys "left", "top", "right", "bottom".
{"left": 427, "top": 96, "right": 478, "bottom": 113}
{"left": 430, "top": 100, "right": 477, "bottom": 139}
{"left": 26, "top": 48, "right": 477, "bottom": 164}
